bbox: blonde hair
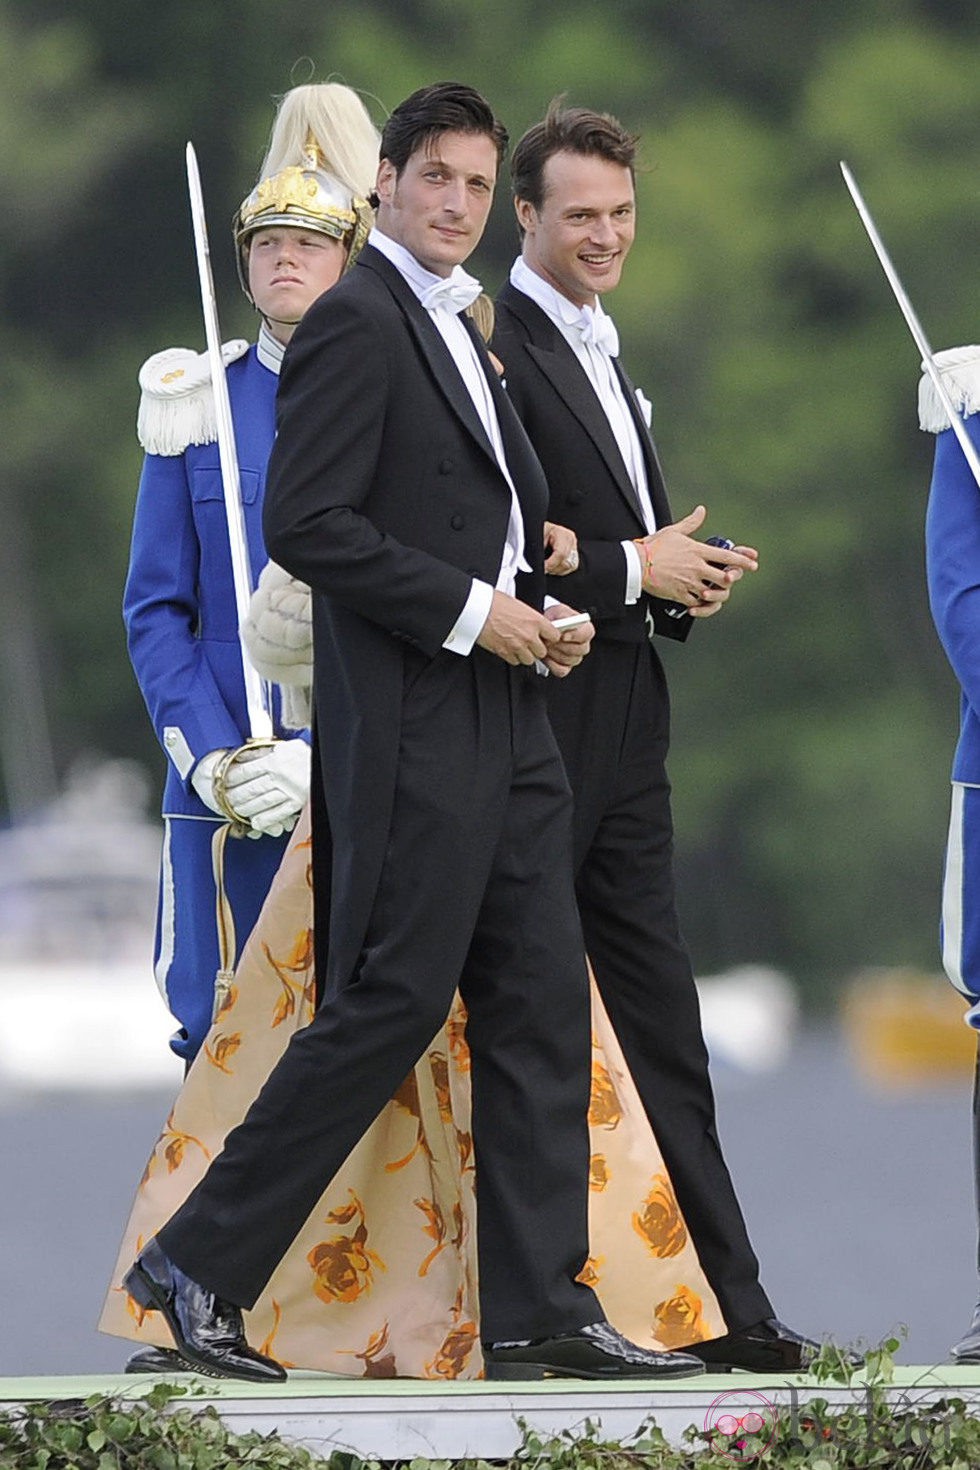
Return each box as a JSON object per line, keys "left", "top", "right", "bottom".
{"left": 260, "top": 83, "right": 380, "bottom": 199}
{"left": 467, "top": 293, "right": 495, "bottom": 343}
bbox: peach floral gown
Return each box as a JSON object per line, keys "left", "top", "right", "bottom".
{"left": 100, "top": 809, "right": 724, "bottom": 1378}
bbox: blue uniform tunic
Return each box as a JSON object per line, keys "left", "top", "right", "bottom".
{"left": 924, "top": 363, "right": 980, "bottom": 1015}
{"left": 124, "top": 336, "right": 299, "bottom": 1061}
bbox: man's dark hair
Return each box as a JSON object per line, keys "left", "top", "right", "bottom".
{"left": 511, "top": 97, "right": 638, "bottom": 213}
{"left": 371, "top": 82, "right": 508, "bottom": 204}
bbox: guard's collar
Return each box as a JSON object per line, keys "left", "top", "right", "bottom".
{"left": 257, "top": 322, "right": 286, "bottom": 376}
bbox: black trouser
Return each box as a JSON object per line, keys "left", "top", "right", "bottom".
{"left": 547, "top": 637, "right": 772, "bottom": 1333}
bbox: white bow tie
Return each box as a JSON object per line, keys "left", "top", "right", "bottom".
{"left": 572, "top": 306, "right": 620, "bottom": 358}
{"left": 420, "top": 267, "right": 483, "bottom": 315}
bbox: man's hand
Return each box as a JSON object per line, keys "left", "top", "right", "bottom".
{"left": 543, "top": 520, "right": 580, "bottom": 576}
{"left": 634, "top": 506, "right": 758, "bottom": 614}
{"left": 477, "top": 590, "right": 562, "bottom": 666}
{"left": 689, "top": 542, "right": 758, "bottom": 619}
{"left": 542, "top": 603, "right": 595, "bottom": 678}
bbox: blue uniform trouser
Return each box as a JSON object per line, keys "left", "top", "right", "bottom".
{"left": 154, "top": 816, "right": 289, "bottom": 1063}
{"left": 940, "top": 783, "right": 980, "bottom": 1272}
{"left": 941, "top": 784, "right": 980, "bottom": 1009}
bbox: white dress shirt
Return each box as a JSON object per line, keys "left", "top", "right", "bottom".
{"left": 509, "top": 255, "right": 657, "bottom": 605}
{"left": 370, "top": 229, "right": 529, "bottom": 654}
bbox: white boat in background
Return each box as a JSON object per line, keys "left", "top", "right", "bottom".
{"left": 0, "top": 759, "right": 179, "bottom": 1091}
{"left": 696, "top": 963, "right": 799, "bottom": 1074}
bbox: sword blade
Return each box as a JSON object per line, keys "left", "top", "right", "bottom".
{"left": 185, "top": 142, "right": 273, "bottom": 740}
{"left": 840, "top": 160, "right": 980, "bottom": 495}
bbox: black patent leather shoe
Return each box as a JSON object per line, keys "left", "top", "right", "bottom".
{"left": 123, "top": 1239, "right": 286, "bottom": 1383}
{"left": 483, "top": 1320, "right": 706, "bottom": 1380}
{"left": 950, "top": 1300, "right": 980, "bottom": 1362}
{"left": 125, "top": 1345, "right": 190, "bottom": 1374}
{"left": 689, "top": 1316, "right": 858, "bottom": 1373}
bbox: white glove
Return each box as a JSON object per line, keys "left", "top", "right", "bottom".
{"left": 218, "top": 739, "right": 311, "bottom": 837}
{"left": 191, "top": 748, "right": 232, "bottom": 816}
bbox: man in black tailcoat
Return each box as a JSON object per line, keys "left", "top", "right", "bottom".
{"left": 492, "top": 98, "right": 823, "bottom": 1372}
{"left": 123, "top": 82, "right": 706, "bottom": 1385}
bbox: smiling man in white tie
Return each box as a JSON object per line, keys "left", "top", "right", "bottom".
{"left": 492, "top": 100, "right": 827, "bottom": 1373}
{"left": 122, "top": 81, "right": 708, "bottom": 1385}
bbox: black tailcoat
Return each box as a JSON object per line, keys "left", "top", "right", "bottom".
{"left": 493, "top": 280, "right": 772, "bottom": 1331}
{"left": 262, "top": 248, "right": 551, "bottom": 993}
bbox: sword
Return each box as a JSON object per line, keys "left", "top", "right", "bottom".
{"left": 840, "top": 160, "right": 980, "bottom": 494}
{"left": 185, "top": 141, "right": 274, "bottom": 739}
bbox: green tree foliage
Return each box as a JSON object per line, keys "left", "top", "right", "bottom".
{"left": 6, "top": 0, "right": 980, "bottom": 997}
{"left": 0, "top": 11, "right": 154, "bottom": 812}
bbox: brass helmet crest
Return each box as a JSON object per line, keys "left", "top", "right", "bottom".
{"left": 233, "top": 134, "right": 371, "bottom": 297}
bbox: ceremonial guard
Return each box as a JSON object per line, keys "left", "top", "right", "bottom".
{"left": 123, "top": 84, "right": 378, "bottom": 1064}
{"left": 920, "top": 347, "right": 980, "bottom": 1362}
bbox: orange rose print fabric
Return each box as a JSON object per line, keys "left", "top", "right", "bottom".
{"left": 99, "top": 808, "right": 723, "bottom": 1376}
{"left": 633, "top": 1172, "right": 688, "bottom": 1259}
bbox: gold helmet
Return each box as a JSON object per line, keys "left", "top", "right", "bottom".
{"left": 233, "top": 134, "right": 372, "bottom": 297}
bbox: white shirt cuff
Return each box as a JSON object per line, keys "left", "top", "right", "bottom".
{"left": 443, "top": 579, "right": 494, "bottom": 656}
{"left": 622, "top": 540, "right": 643, "bottom": 605}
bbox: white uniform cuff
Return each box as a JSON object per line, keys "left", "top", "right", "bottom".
{"left": 163, "top": 725, "right": 196, "bottom": 781}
